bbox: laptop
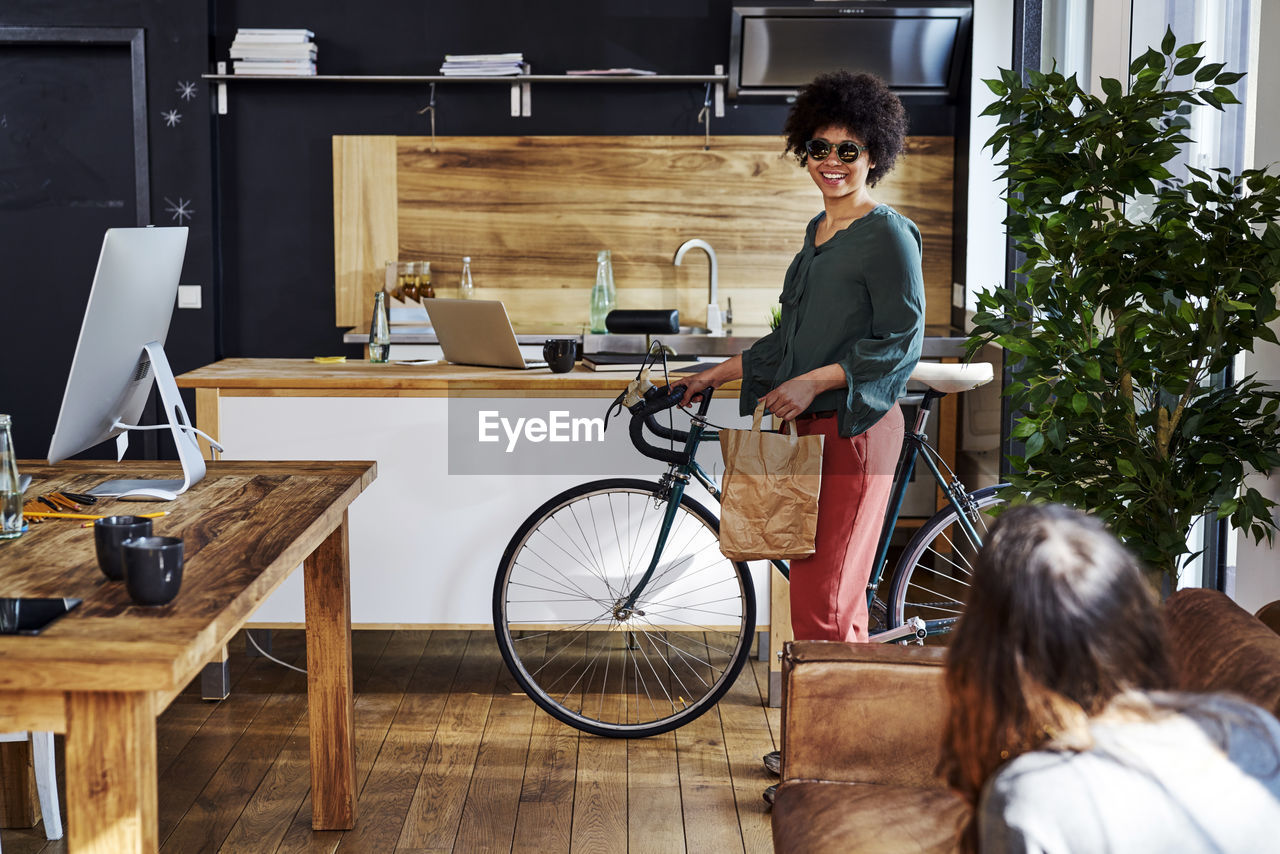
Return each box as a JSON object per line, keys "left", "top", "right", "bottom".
{"left": 421, "top": 298, "right": 548, "bottom": 369}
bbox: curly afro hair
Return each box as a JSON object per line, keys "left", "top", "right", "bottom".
{"left": 782, "top": 70, "right": 908, "bottom": 188}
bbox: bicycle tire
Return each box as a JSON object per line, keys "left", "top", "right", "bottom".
{"left": 493, "top": 478, "right": 756, "bottom": 737}
{"left": 887, "top": 485, "right": 1007, "bottom": 639}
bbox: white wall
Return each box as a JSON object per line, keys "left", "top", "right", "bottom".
{"left": 965, "top": 0, "right": 1016, "bottom": 314}
{"left": 1234, "top": 0, "right": 1280, "bottom": 613}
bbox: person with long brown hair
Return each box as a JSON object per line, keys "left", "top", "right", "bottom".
{"left": 939, "top": 503, "right": 1280, "bottom": 853}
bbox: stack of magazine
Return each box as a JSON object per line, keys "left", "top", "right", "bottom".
{"left": 230, "top": 28, "right": 317, "bottom": 76}
{"left": 439, "top": 52, "right": 525, "bottom": 76}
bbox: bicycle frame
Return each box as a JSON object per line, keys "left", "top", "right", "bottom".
{"left": 618, "top": 387, "right": 979, "bottom": 642}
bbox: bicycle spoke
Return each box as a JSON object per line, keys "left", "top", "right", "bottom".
{"left": 497, "top": 482, "right": 754, "bottom": 736}
{"left": 890, "top": 490, "right": 1006, "bottom": 642}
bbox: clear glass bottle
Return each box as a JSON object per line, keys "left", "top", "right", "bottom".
{"left": 459, "top": 256, "right": 474, "bottom": 299}
{"left": 0, "top": 414, "right": 23, "bottom": 539}
{"left": 589, "top": 250, "right": 616, "bottom": 333}
{"left": 368, "top": 292, "right": 391, "bottom": 363}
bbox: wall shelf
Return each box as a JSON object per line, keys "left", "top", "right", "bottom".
{"left": 201, "top": 67, "right": 726, "bottom": 118}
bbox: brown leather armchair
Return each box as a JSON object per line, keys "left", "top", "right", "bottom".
{"left": 771, "top": 589, "right": 1280, "bottom": 854}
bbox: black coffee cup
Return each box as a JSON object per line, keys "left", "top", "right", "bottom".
{"left": 121, "top": 536, "right": 185, "bottom": 606}
{"left": 93, "top": 516, "right": 154, "bottom": 581}
{"left": 543, "top": 338, "right": 578, "bottom": 373}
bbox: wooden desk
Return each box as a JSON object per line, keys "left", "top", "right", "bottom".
{"left": 0, "top": 459, "right": 376, "bottom": 853}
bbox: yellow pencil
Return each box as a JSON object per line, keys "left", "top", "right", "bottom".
{"left": 18, "top": 510, "right": 167, "bottom": 522}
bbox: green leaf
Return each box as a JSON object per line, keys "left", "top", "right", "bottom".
{"left": 1024, "top": 432, "right": 1046, "bottom": 460}
{"left": 1117, "top": 458, "right": 1137, "bottom": 478}
{"left": 1175, "top": 41, "right": 1206, "bottom": 59}
{"left": 1072, "top": 393, "right": 1089, "bottom": 414}
{"left": 1012, "top": 420, "right": 1039, "bottom": 439}
{"left": 1161, "top": 26, "right": 1176, "bottom": 55}
{"left": 1213, "top": 86, "right": 1240, "bottom": 105}
{"left": 1195, "top": 62, "right": 1226, "bottom": 82}
{"left": 1100, "top": 77, "right": 1123, "bottom": 99}
{"left": 1174, "top": 56, "right": 1204, "bottom": 76}
{"left": 1215, "top": 71, "right": 1246, "bottom": 85}
{"left": 984, "top": 77, "right": 1008, "bottom": 97}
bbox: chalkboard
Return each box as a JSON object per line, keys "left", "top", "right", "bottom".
{"left": 0, "top": 6, "right": 218, "bottom": 463}
{"left": 0, "top": 31, "right": 145, "bottom": 457}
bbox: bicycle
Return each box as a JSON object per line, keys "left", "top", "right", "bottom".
{"left": 493, "top": 356, "right": 1004, "bottom": 737}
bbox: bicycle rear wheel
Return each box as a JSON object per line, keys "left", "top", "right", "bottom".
{"left": 887, "top": 485, "right": 1007, "bottom": 639}
{"left": 494, "top": 478, "right": 756, "bottom": 737}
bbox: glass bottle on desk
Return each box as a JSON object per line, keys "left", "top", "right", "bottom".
{"left": 589, "top": 250, "right": 616, "bottom": 333}
{"left": 0, "top": 414, "right": 23, "bottom": 539}
{"left": 369, "top": 292, "right": 391, "bottom": 363}
{"left": 459, "top": 256, "right": 474, "bottom": 299}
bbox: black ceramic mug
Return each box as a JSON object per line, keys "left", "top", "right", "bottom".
{"left": 93, "top": 516, "right": 154, "bottom": 581}
{"left": 543, "top": 338, "right": 578, "bottom": 373}
{"left": 121, "top": 535, "right": 185, "bottom": 606}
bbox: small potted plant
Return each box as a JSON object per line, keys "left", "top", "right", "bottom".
{"left": 968, "top": 29, "right": 1280, "bottom": 587}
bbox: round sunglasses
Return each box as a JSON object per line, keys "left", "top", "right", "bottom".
{"left": 804, "top": 138, "right": 868, "bottom": 163}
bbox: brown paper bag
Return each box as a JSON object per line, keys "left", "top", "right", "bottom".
{"left": 718, "top": 402, "right": 824, "bottom": 561}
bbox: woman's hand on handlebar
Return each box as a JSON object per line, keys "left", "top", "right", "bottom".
{"left": 679, "top": 354, "right": 744, "bottom": 407}
{"left": 679, "top": 373, "right": 716, "bottom": 407}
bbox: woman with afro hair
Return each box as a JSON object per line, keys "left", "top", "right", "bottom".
{"left": 682, "top": 70, "right": 923, "bottom": 651}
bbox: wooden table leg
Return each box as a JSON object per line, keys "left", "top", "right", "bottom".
{"left": 0, "top": 739, "right": 38, "bottom": 828}
{"left": 303, "top": 512, "right": 357, "bottom": 830}
{"left": 66, "top": 691, "right": 157, "bottom": 853}
{"left": 769, "top": 563, "right": 793, "bottom": 708}
{"left": 193, "top": 388, "right": 221, "bottom": 461}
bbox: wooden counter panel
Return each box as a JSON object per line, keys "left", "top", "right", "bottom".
{"left": 334, "top": 134, "right": 954, "bottom": 331}
{"left": 177, "top": 358, "right": 741, "bottom": 395}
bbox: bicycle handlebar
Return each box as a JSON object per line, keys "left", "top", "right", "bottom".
{"left": 627, "top": 384, "right": 713, "bottom": 465}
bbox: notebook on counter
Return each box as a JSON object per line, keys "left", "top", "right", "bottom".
{"left": 582, "top": 353, "right": 710, "bottom": 372}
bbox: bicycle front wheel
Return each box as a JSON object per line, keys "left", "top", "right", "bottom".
{"left": 494, "top": 478, "right": 756, "bottom": 737}
{"left": 887, "top": 485, "right": 1007, "bottom": 639}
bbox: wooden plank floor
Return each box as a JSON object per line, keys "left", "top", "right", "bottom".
{"left": 1, "top": 629, "right": 779, "bottom": 853}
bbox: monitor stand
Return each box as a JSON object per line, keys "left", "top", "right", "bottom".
{"left": 86, "top": 341, "right": 207, "bottom": 502}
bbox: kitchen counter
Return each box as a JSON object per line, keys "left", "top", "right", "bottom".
{"left": 174, "top": 358, "right": 755, "bottom": 631}
{"left": 342, "top": 326, "right": 964, "bottom": 358}
{"left": 177, "top": 357, "right": 737, "bottom": 397}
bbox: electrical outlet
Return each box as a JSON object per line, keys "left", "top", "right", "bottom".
{"left": 177, "top": 285, "right": 202, "bottom": 309}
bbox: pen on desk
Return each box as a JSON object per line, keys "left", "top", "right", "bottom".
{"left": 72, "top": 512, "right": 169, "bottom": 527}
{"left": 16, "top": 510, "right": 168, "bottom": 523}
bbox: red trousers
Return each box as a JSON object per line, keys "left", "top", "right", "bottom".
{"left": 789, "top": 405, "right": 904, "bottom": 642}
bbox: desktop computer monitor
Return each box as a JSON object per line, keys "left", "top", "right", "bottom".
{"left": 46, "top": 226, "right": 205, "bottom": 500}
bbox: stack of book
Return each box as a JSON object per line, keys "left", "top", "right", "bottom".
{"left": 230, "top": 28, "right": 317, "bottom": 76}
{"left": 439, "top": 53, "right": 525, "bottom": 77}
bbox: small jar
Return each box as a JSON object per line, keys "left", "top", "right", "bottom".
{"left": 398, "top": 261, "right": 417, "bottom": 301}
{"left": 415, "top": 261, "right": 435, "bottom": 300}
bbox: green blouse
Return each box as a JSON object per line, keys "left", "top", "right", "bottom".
{"left": 740, "top": 204, "right": 925, "bottom": 438}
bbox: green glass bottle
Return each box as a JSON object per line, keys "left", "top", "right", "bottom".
{"left": 589, "top": 250, "right": 616, "bottom": 333}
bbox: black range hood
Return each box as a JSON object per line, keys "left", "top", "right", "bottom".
{"left": 729, "top": 1, "right": 973, "bottom": 101}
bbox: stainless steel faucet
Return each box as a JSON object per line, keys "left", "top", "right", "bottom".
{"left": 673, "top": 238, "right": 722, "bottom": 334}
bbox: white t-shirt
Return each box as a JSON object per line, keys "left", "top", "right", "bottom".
{"left": 978, "top": 692, "right": 1280, "bottom": 854}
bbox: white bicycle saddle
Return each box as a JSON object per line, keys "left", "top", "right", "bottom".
{"left": 909, "top": 361, "right": 995, "bottom": 394}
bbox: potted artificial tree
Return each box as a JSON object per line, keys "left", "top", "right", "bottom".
{"left": 969, "top": 29, "right": 1280, "bottom": 587}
